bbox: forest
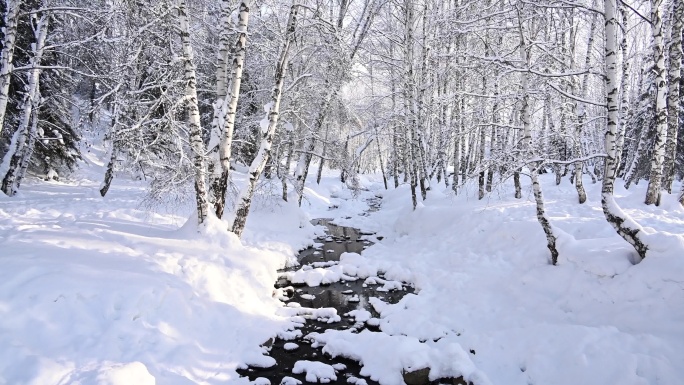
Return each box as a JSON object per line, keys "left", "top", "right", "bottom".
{"left": 0, "top": 0, "right": 682, "bottom": 259}
{"left": 0, "top": 0, "right": 682, "bottom": 384}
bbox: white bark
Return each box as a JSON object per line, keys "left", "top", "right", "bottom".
{"left": 15, "top": 106, "right": 38, "bottom": 190}
{"left": 616, "top": 6, "right": 630, "bottom": 171}
{"left": 231, "top": 4, "right": 297, "bottom": 238}
{"left": 601, "top": 0, "right": 649, "bottom": 260}
{"left": 573, "top": 4, "right": 597, "bottom": 204}
{"left": 403, "top": 0, "right": 418, "bottom": 209}
{"left": 645, "top": 0, "right": 668, "bottom": 206}
{"left": 0, "top": 0, "right": 21, "bottom": 136}
{"left": 1, "top": 14, "right": 49, "bottom": 197}
{"left": 517, "top": 5, "right": 559, "bottom": 265}
{"left": 213, "top": 1, "right": 250, "bottom": 218}
{"left": 662, "top": 0, "right": 682, "bottom": 193}
{"left": 178, "top": 0, "right": 209, "bottom": 225}
{"left": 207, "top": 0, "right": 233, "bottom": 212}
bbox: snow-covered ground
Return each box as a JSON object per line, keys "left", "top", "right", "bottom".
{"left": 301, "top": 172, "right": 684, "bottom": 385}
{"left": 0, "top": 150, "right": 323, "bottom": 385}
{"left": 1, "top": 151, "right": 683, "bottom": 385}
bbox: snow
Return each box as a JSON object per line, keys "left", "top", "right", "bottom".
{"left": 2, "top": 147, "right": 683, "bottom": 385}
{"left": 345, "top": 309, "right": 372, "bottom": 323}
{"left": 283, "top": 342, "right": 299, "bottom": 351}
{"left": 346, "top": 376, "right": 367, "bottom": 385}
{"left": 297, "top": 170, "right": 684, "bottom": 385}
{"left": 277, "top": 305, "right": 341, "bottom": 324}
{"left": 279, "top": 376, "right": 301, "bottom": 385}
{"left": 291, "top": 361, "right": 337, "bottom": 383}
{"left": 0, "top": 146, "right": 322, "bottom": 384}
{"left": 308, "top": 330, "right": 489, "bottom": 385}
{"left": 96, "top": 362, "right": 156, "bottom": 385}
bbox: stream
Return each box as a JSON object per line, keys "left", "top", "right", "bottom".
{"left": 237, "top": 217, "right": 414, "bottom": 385}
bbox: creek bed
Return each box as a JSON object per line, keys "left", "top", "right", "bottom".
{"left": 238, "top": 219, "right": 413, "bottom": 385}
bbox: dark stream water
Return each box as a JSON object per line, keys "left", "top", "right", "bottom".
{"left": 237, "top": 218, "right": 413, "bottom": 385}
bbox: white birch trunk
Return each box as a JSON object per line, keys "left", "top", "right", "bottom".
{"left": 230, "top": 4, "right": 297, "bottom": 238}
{"left": 213, "top": 1, "right": 250, "bottom": 218}
{"left": 1, "top": 14, "right": 49, "bottom": 197}
{"left": 15, "top": 106, "right": 38, "bottom": 190}
{"left": 215, "top": 0, "right": 231, "bottom": 104}
{"left": 403, "top": 0, "right": 418, "bottom": 209}
{"left": 662, "top": 0, "right": 682, "bottom": 193}
{"left": 0, "top": 0, "right": 21, "bottom": 136}
{"left": 616, "top": 6, "right": 630, "bottom": 171}
{"left": 573, "top": 5, "right": 597, "bottom": 204}
{"left": 601, "top": 0, "right": 649, "bottom": 260}
{"left": 178, "top": 0, "right": 209, "bottom": 225}
{"left": 207, "top": 0, "right": 233, "bottom": 211}
{"left": 517, "top": 6, "right": 559, "bottom": 264}
{"left": 100, "top": 104, "right": 119, "bottom": 197}
{"left": 645, "top": 0, "right": 669, "bottom": 206}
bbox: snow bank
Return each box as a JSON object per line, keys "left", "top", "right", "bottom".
{"left": 308, "top": 330, "right": 490, "bottom": 385}
{"left": 0, "top": 166, "right": 319, "bottom": 384}
{"left": 314, "top": 171, "right": 684, "bottom": 385}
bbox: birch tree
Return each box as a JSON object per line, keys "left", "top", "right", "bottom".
{"left": 644, "top": 0, "right": 668, "bottom": 206}
{"left": 213, "top": 1, "right": 250, "bottom": 218}
{"left": 1, "top": 12, "right": 49, "bottom": 196}
{"left": 516, "top": 3, "right": 559, "bottom": 265}
{"left": 662, "top": 0, "right": 682, "bottom": 193}
{"left": 601, "top": 0, "right": 649, "bottom": 260}
{"left": 0, "top": 0, "right": 21, "bottom": 135}
{"left": 178, "top": 0, "right": 209, "bottom": 225}
{"left": 231, "top": 3, "right": 297, "bottom": 238}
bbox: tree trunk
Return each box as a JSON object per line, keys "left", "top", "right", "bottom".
{"left": 214, "top": 1, "right": 250, "bottom": 218}
{"left": 231, "top": 4, "right": 297, "bottom": 238}
{"left": 662, "top": 0, "right": 682, "bottom": 193}
{"left": 374, "top": 125, "right": 388, "bottom": 190}
{"left": 517, "top": 6, "right": 559, "bottom": 264}
{"left": 100, "top": 104, "right": 119, "bottom": 197}
{"left": 601, "top": 0, "right": 649, "bottom": 260}
{"left": 0, "top": 0, "right": 21, "bottom": 136}
{"left": 644, "top": 0, "right": 668, "bottom": 206}
{"left": 487, "top": 82, "right": 498, "bottom": 192}
{"left": 478, "top": 124, "right": 486, "bottom": 200}
{"left": 1, "top": 14, "right": 48, "bottom": 197}
{"left": 452, "top": 96, "right": 460, "bottom": 194}
{"left": 316, "top": 127, "right": 328, "bottom": 185}
{"left": 403, "top": 0, "right": 419, "bottom": 209}
{"left": 616, "top": 6, "right": 630, "bottom": 172}
{"left": 179, "top": 0, "right": 209, "bottom": 226}
{"left": 15, "top": 106, "right": 39, "bottom": 190}
{"left": 281, "top": 130, "right": 294, "bottom": 201}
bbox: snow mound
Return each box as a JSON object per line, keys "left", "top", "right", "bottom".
{"left": 277, "top": 306, "right": 341, "bottom": 324}
{"left": 292, "top": 360, "right": 337, "bottom": 383}
{"left": 280, "top": 376, "right": 302, "bottom": 385}
{"left": 308, "top": 330, "right": 490, "bottom": 385}
{"left": 97, "top": 362, "right": 155, "bottom": 385}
